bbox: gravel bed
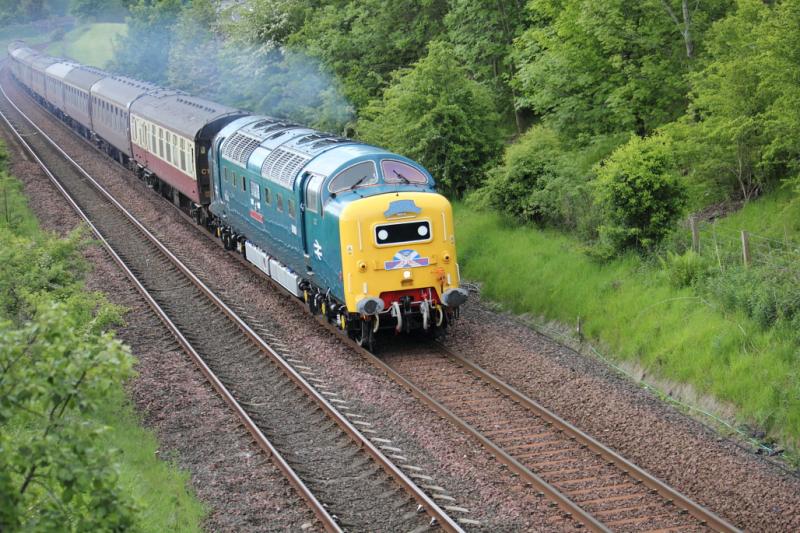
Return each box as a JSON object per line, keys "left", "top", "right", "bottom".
{"left": 0, "top": 87, "right": 318, "bottom": 531}
{"left": 1, "top": 71, "right": 574, "bottom": 530}
{"left": 381, "top": 344, "right": 707, "bottom": 532}
{"left": 446, "top": 292, "right": 800, "bottom": 531}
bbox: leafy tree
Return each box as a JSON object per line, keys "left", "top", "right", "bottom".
{"left": 594, "top": 133, "right": 687, "bottom": 253}
{"left": 514, "top": 0, "right": 731, "bottom": 141}
{"left": 0, "top": 0, "right": 54, "bottom": 22}
{"left": 358, "top": 40, "right": 502, "bottom": 197}
{"left": 675, "top": 0, "right": 800, "bottom": 201}
{"left": 70, "top": 0, "right": 128, "bottom": 22}
{"left": 228, "top": 0, "right": 315, "bottom": 47}
{"left": 166, "top": 0, "right": 353, "bottom": 132}
{"left": 481, "top": 126, "right": 578, "bottom": 226}
{"left": 444, "top": 0, "right": 531, "bottom": 132}
{"left": 166, "top": 0, "right": 222, "bottom": 97}
{"left": 292, "top": 0, "right": 449, "bottom": 110}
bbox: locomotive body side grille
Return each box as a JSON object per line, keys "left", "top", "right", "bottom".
{"left": 221, "top": 132, "right": 261, "bottom": 166}
{"left": 260, "top": 147, "right": 310, "bottom": 189}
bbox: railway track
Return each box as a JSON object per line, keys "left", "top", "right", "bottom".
{"left": 1, "top": 63, "right": 743, "bottom": 532}
{"left": 0, "top": 73, "right": 467, "bottom": 532}
{"left": 355, "top": 337, "right": 742, "bottom": 533}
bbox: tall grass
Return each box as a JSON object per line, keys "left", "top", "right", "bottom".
{"left": 454, "top": 204, "right": 800, "bottom": 448}
{"left": 96, "top": 389, "right": 206, "bottom": 532}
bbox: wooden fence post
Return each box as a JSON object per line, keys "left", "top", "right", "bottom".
{"left": 690, "top": 216, "right": 699, "bottom": 252}
{"left": 741, "top": 230, "right": 751, "bottom": 267}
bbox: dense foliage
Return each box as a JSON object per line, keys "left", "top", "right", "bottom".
{"left": 0, "top": 145, "right": 139, "bottom": 530}
{"left": 104, "top": 1, "right": 799, "bottom": 230}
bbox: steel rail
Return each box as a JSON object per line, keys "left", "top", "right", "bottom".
{"left": 0, "top": 75, "right": 464, "bottom": 533}
{"left": 342, "top": 335, "right": 612, "bottom": 531}
{"left": 435, "top": 344, "right": 741, "bottom": 533}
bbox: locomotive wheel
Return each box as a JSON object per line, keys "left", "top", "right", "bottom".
{"left": 223, "top": 232, "right": 234, "bottom": 251}
{"left": 355, "top": 319, "right": 375, "bottom": 352}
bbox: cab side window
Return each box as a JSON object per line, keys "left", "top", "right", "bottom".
{"left": 304, "top": 173, "right": 325, "bottom": 214}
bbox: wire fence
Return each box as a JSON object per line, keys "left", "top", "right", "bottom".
{"left": 687, "top": 216, "right": 800, "bottom": 273}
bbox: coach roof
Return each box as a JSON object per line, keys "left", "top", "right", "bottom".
{"left": 31, "top": 54, "right": 60, "bottom": 73}
{"left": 46, "top": 61, "right": 79, "bottom": 80}
{"left": 64, "top": 65, "right": 109, "bottom": 92}
{"left": 130, "top": 89, "right": 242, "bottom": 139}
{"left": 91, "top": 75, "right": 159, "bottom": 109}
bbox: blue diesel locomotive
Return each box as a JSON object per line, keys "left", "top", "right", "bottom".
{"left": 7, "top": 42, "right": 468, "bottom": 349}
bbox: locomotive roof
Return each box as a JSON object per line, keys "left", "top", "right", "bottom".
{"left": 91, "top": 75, "right": 159, "bottom": 110}
{"left": 131, "top": 89, "right": 242, "bottom": 139}
{"left": 218, "top": 115, "right": 364, "bottom": 190}
{"left": 64, "top": 65, "right": 109, "bottom": 92}
{"left": 45, "top": 61, "right": 80, "bottom": 80}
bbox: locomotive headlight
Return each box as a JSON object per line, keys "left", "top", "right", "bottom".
{"left": 358, "top": 260, "right": 367, "bottom": 272}
{"left": 442, "top": 251, "right": 451, "bottom": 263}
{"left": 403, "top": 270, "right": 412, "bottom": 279}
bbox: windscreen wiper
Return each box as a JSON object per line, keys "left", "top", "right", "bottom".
{"left": 348, "top": 175, "right": 369, "bottom": 191}
{"left": 393, "top": 169, "right": 410, "bottom": 184}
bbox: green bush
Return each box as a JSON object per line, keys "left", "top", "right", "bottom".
{"left": 479, "top": 126, "right": 581, "bottom": 227}
{"left": 659, "top": 250, "right": 712, "bottom": 288}
{"left": 0, "top": 228, "right": 138, "bottom": 531}
{"left": 594, "top": 133, "right": 687, "bottom": 255}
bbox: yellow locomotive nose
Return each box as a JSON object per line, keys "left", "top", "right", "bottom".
{"left": 338, "top": 191, "right": 463, "bottom": 315}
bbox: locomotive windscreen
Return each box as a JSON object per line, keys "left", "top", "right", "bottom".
{"left": 374, "top": 221, "right": 431, "bottom": 246}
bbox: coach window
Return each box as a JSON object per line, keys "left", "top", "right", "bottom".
{"left": 241, "top": 175, "right": 247, "bottom": 192}
{"left": 251, "top": 181, "right": 260, "bottom": 202}
{"left": 150, "top": 124, "right": 157, "bottom": 153}
{"left": 276, "top": 193, "right": 283, "bottom": 213}
{"left": 288, "top": 199, "right": 296, "bottom": 220}
{"left": 264, "top": 186, "right": 272, "bottom": 206}
{"left": 179, "top": 138, "right": 186, "bottom": 170}
{"left": 233, "top": 173, "right": 238, "bottom": 188}
{"left": 223, "top": 167, "right": 229, "bottom": 182}
{"left": 166, "top": 134, "right": 173, "bottom": 164}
